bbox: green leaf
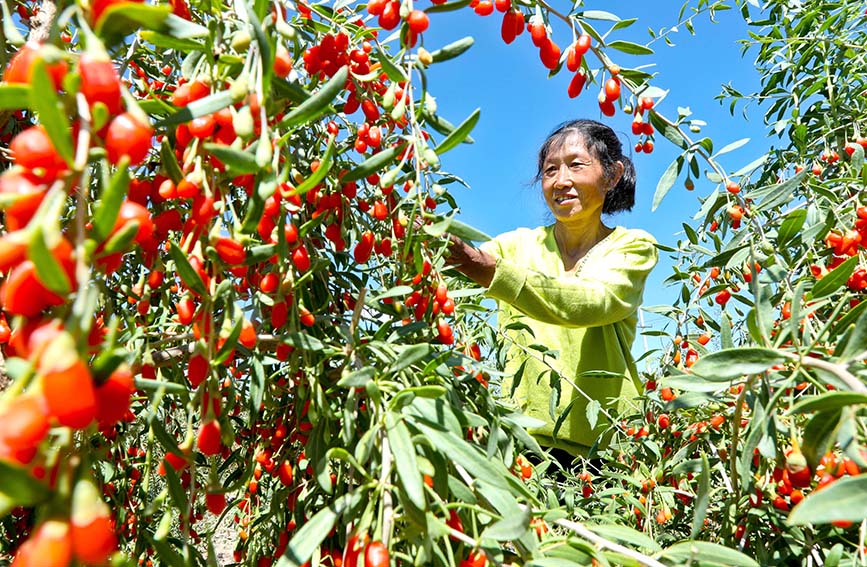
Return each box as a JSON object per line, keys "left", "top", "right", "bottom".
{"left": 283, "top": 332, "right": 325, "bottom": 351}
{"left": 342, "top": 147, "right": 398, "bottom": 183}
{"left": 652, "top": 157, "right": 681, "bottom": 211}
{"left": 277, "top": 494, "right": 353, "bottom": 567}
{"left": 376, "top": 48, "right": 407, "bottom": 82}
{"left": 422, "top": 111, "right": 475, "bottom": 144}
{"left": 690, "top": 347, "right": 792, "bottom": 382}
{"left": 690, "top": 453, "right": 711, "bottom": 538}
{"left": 0, "top": 84, "right": 31, "bottom": 110}
{"left": 424, "top": 0, "right": 470, "bottom": 13}
{"left": 280, "top": 66, "right": 349, "bottom": 129}
{"left": 648, "top": 111, "right": 687, "bottom": 149}
{"left": 483, "top": 506, "right": 530, "bottom": 541}
{"left": 712, "top": 138, "right": 750, "bottom": 158}
{"left": 801, "top": 409, "right": 841, "bottom": 472}
{"left": 755, "top": 169, "right": 807, "bottom": 210}
{"left": 390, "top": 344, "right": 432, "bottom": 373}
{"left": 586, "top": 524, "right": 661, "bottom": 552}
{"left": 429, "top": 37, "right": 475, "bottom": 63}
{"left": 139, "top": 31, "right": 205, "bottom": 52}
{"left": 30, "top": 61, "right": 73, "bottom": 165}
{"left": 788, "top": 475, "right": 867, "bottom": 524}
{"left": 241, "top": 174, "right": 277, "bottom": 234}
{"left": 0, "top": 460, "right": 50, "bottom": 510}
{"left": 581, "top": 10, "right": 620, "bottom": 21}
{"left": 337, "top": 367, "right": 375, "bottom": 388}
{"left": 434, "top": 108, "right": 480, "bottom": 155}
{"left": 777, "top": 209, "right": 807, "bottom": 247}
{"left": 156, "top": 89, "right": 237, "bottom": 128}
{"left": 444, "top": 218, "right": 491, "bottom": 243}
{"left": 606, "top": 40, "right": 653, "bottom": 55}
{"left": 160, "top": 138, "right": 184, "bottom": 184}
{"left": 92, "top": 163, "right": 130, "bottom": 242}
{"left": 95, "top": 3, "right": 171, "bottom": 40}
{"left": 836, "top": 304, "right": 867, "bottom": 362}
{"left": 660, "top": 541, "right": 758, "bottom": 567}
{"left": 169, "top": 241, "right": 207, "bottom": 296}
{"left": 289, "top": 138, "right": 335, "bottom": 196}
{"left": 202, "top": 143, "right": 260, "bottom": 174}
{"left": 812, "top": 255, "right": 858, "bottom": 299}
{"left": 789, "top": 392, "right": 867, "bottom": 415}
{"left": 370, "top": 285, "right": 413, "bottom": 301}
{"left": 385, "top": 412, "right": 425, "bottom": 511}
{"left": 28, "top": 227, "right": 70, "bottom": 295}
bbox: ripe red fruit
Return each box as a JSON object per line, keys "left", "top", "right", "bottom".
{"left": 205, "top": 492, "right": 227, "bottom": 515}
{"left": 715, "top": 289, "right": 732, "bottom": 306}
{"left": 91, "top": 0, "right": 144, "bottom": 23}
{"left": 539, "top": 38, "right": 560, "bottom": 70}
{"left": 565, "top": 43, "right": 582, "bottom": 72}
{"left": 12, "top": 520, "right": 73, "bottom": 567}
{"left": 187, "top": 354, "right": 209, "bottom": 388}
{"left": 786, "top": 448, "right": 813, "bottom": 488}
{"left": 292, "top": 246, "right": 311, "bottom": 272}
{"left": 378, "top": 1, "right": 400, "bottom": 29}
{"left": 42, "top": 358, "right": 97, "bottom": 430}
{"left": 1, "top": 261, "right": 67, "bottom": 317}
{"left": 365, "top": 541, "right": 389, "bottom": 567}
{"left": 10, "top": 126, "right": 68, "bottom": 181}
{"left": 494, "top": 0, "right": 510, "bottom": 11}
{"left": 604, "top": 77, "right": 621, "bottom": 101}
{"left": 0, "top": 168, "right": 49, "bottom": 231}
{"left": 197, "top": 420, "right": 223, "bottom": 456}
{"left": 354, "top": 230, "right": 375, "bottom": 263}
{"left": 0, "top": 395, "right": 49, "bottom": 450}
{"left": 528, "top": 19, "right": 546, "bottom": 47}
{"left": 112, "top": 200, "right": 155, "bottom": 246}
{"left": 71, "top": 511, "right": 117, "bottom": 565}
{"left": 299, "top": 306, "right": 316, "bottom": 327}
{"left": 78, "top": 54, "right": 122, "bottom": 116}
{"left": 725, "top": 180, "right": 741, "bottom": 194}
{"left": 474, "top": 0, "right": 494, "bottom": 15}
{"left": 657, "top": 414, "right": 670, "bottom": 429}
{"left": 215, "top": 237, "right": 246, "bottom": 265}
{"left": 274, "top": 46, "right": 293, "bottom": 79}
{"left": 407, "top": 10, "right": 429, "bottom": 34}
{"left": 94, "top": 365, "right": 135, "bottom": 427}
{"left": 567, "top": 71, "right": 587, "bottom": 99}
{"left": 105, "top": 113, "right": 153, "bottom": 166}
{"left": 3, "top": 41, "right": 68, "bottom": 90}
{"left": 575, "top": 33, "right": 592, "bottom": 55}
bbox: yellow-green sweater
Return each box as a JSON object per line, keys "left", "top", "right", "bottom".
{"left": 480, "top": 225, "right": 658, "bottom": 456}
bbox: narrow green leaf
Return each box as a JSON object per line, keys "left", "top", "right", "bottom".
{"left": 385, "top": 412, "right": 425, "bottom": 510}
{"left": 277, "top": 494, "right": 352, "bottom": 567}
{"left": 376, "top": 48, "right": 407, "bottom": 82}
{"left": 390, "top": 344, "right": 432, "bottom": 373}
{"left": 370, "top": 285, "right": 413, "bottom": 301}
{"left": 661, "top": 542, "right": 758, "bottom": 567}
{"left": 162, "top": 13, "right": 209, "bottom": 37}
{"left": 30, "top": 61, "right": 73, "bottom": 165}
{"left": 788, "top": 475, "right": 867, "bottom": 524}
{"left": 95, "top": 3, "right": 171, "bottom": 39}
{"left": 160, "top": 138, "right": 184, "bottom": 183}
{"left": 0, "top": 84, "right": 31, "bottom": 110}
{"left": 712, "top": 137, "right": 750, "bottom": 158}
{"left": 812, "top": 255, "right": 858, "bottom": 299}
{"left": 777, "top": 209, "right": 807, "bottom": 247}
{"left": 144, "top": 532, "right": 186, "bottom": 567}
{"left": 483, "top": 506, "right": 530, "bottom": 541}
{"left": 789, "top": 392, "right": 867, "bottom": 415}
{"left": 282, "top": 332, "right": 325, "bottom": 352}
{"left": 586, "top": 524, "right": 661, "bottom": 552}
{"left": 652, "top": 157, "right": 681, "bottom": 211}
{"left": 241, "top": 174, "right": 277, "bottom": 234}
{"left": 581, "top": 9, "right": 620, "bottom": 21}
{"left": 429, "top": 37, "right": 474, "bottom": 63}
{"left": 422, "top": 111, "right": 475, "bottom": 144}
{"left": 290, "top": 138, "right": 335, "bottom": 196}
{"left": 836, "top": 306, "right": 867, "bottom": 362}
{"left": 801, "top": 409, "right": 841, "bottom": 472}
{"left": 169, "top": 241, "right": 207, "bottom": 296}
{"left": 424, "top": 0, "right": 471, "bottom": 13}
{"left": 342, "top": 147, "right": 398, "bottom": 183}
{"left": 0, "top": 460, "right": 50, "bottom": 508}
{"left": 648, "top": 111, "right": 687, "bottom": 149}
{"left": 690, "top": 347, "right": 792, "bottom": 382}
{"left": 444, "top": 218, "right": 491, "bottom": 243}
{"left": 434, "top": 108, "right": 480, "bottom": 155}
{"left": 92, "top": 163, "right": 130, "bottom": 241}
{"left": 690, "top": 452, "right": 710, "bottom": 538}
{"left": 280, "top": 66, "right": 349, "bottom": 129}
{"left": 28, "top": 227, "right": 70, "bottom": 295}
{"left": 202, "top": 143, "right": 260, "bottom": 174}
{"left": 755, "top": 169, "right": 807, "bottom": 210}
{"left": 552, "top": 396, "right": 580, "bottom": 440}
{"left": 139, "top": 31, "right": 205, "bottom": 52}
{"left": 157, "top": 90, "right": 237, "bottom": 128}
{"left": 606, "top": 40, "right": 653, "bottom": 55}
{"left": 337, "top": 367, "right": 375, "bottom": 388}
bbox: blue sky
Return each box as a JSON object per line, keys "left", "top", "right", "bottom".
{"left": 421, "top": 3, "right": 768, "bottom": 354}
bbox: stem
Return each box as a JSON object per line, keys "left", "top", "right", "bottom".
{"left": 798, "top": 356, "right": 867, "bottom": 394}
{"left": 379, "top": 430, "right": 394, "bottom": 545}
{"left": 553, "top": 518, "right": 668, "bottom": 567}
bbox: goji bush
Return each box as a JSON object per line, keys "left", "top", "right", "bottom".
{"left": 0, "top": 0, "right": 865, "bottom": 566}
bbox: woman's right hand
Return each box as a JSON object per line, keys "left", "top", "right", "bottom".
{"left": 445, "top": 235, "right": 496, "bottom": 288}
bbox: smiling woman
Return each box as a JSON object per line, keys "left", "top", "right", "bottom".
{"left": 448, "top": 119, "right": 658, "bottom": 465}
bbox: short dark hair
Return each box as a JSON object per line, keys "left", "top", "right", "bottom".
{"left": 535, "top": 119, "right": 636, "bottom": 214}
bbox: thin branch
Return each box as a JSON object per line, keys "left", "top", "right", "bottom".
{"left": 379, "top": 430, "right": 394, "bottom": 546}
{"left": 28, "top": 0, "right": 56, "bottom": 42}
{"left": 799, "top": 356, "right": 867, "bottom": 394}
{"left": 553, "top": 518, "right": 667, "bottom": 567}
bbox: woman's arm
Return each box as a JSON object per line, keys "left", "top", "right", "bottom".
{"left": 446, "top": 236, "right": 497, "bottom": 288}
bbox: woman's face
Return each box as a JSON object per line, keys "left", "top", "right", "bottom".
{"left": 540, "top": 135, "right": 621, "bottom": 225}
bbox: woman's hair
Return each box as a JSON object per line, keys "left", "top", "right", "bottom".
{"left": 534, "top": 119, "right": 636, "bottom": 214}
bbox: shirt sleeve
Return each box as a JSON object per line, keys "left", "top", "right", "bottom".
{"left": 484, "top": 234, "right": 658, "bottom": 328}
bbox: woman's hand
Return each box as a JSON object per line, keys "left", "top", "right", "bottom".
{"left": 446, "top": 235, "right": 496, "bottom": 288}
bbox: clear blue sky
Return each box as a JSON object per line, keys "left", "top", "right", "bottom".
{"left": 421, "top": 3, "right": 768, "bottom": 355}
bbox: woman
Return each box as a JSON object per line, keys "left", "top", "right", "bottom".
{"left": 449, "top": 119, "right": 658, "bottom": 461}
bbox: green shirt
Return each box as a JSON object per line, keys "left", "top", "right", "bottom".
{"left": 480, "top": 225, "right": 658, "bottom": 456}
